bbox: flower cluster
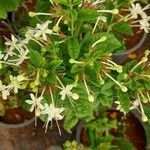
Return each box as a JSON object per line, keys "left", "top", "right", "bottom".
{"left": 129, "top": 2, "right": 150, "bottom": 33}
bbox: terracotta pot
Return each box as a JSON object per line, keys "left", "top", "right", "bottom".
{"left": 0, "top": 107, "right": 74, "bottom": 150}
{"left": 76, "top": 111, "right": 147, "bottom": 150}
{"left": 112, "top": 32, "right": 148, "bottom": 64}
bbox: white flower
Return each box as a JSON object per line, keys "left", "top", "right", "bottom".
{"left": 83, "top": 76, "right": 95, "bottom": 102}
{"left": 0, "top": 51, "right": 4, "bottom": 60}
{"left": 130, "top": 99, "right": 139, "bottom": 110}
{"left": 9, "top": 74, "right": 27, "bottom": 93}
{"left": 26, "top": 93, "right": 44, "bottom": 113}
{"left": 34, "top": 21, "right": 53, "bottom": 41}
{"left": 8, "top": 49, "right": 29, "bottom": 65}
{"left": 139, "top": 17, "right": 150, "bottom": 33}
{"left": 4, "top": 36, "right": 28, "bottom": 61}
{"left": 115, "top": 101, "right": 126, "bottom": 114}
{"left": 5, "top": 35, "right": 18, "bottom": 51}
{"left": 59, "top": 84, "right": 79, "bottom": 100}
{"left": 42, "top": 103, "right": 65, "bottom": 121}
{"left": 129, "top": 3, "right": 150, "bottom": 19}
{"left": 0, "top": 81, "right": 10, "bottom": 100}
{"left": 41, "top": 103, "right": 64, "bottom": 132}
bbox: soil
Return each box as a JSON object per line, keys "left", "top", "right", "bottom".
{"left": 0, "top": 23, "right": 12, "bottom": 40}
{"left": 0, "top": 107, "right": 33, "bottom": 124}
{"left": 0, "top": 107, "right": 75, "bottom": 150}
{"left": 108, "top": 110, "right": 146, "bottom": 150}
{"left": 124, "top": 27, "right": 144, "bottom": 49}
{"left": 17, "top": 0, "right": 37, "bottom": 16}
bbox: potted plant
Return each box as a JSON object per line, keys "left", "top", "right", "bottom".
{"left": 0, "top": 0, "right": 149, "bottom": 148}
{"left": 74, "top": 109, "right": 147, "bottom": 150}
{"left": 64, "top": 110, "right": 146, "bottom": 150}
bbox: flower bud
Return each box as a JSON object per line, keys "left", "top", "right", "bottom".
{"left": 144, "top": 50, "right": 150, "bottom": 57}
{"left": 21, "top": 83, "right": 28, "bottom": 89}
{"left": 29, "top": 12, "right": 36, "bottom": 17}
{"left": 64, "top": 19, "right": 68, "bottom": 24}
{"left": 141, "top": 57, "right": 148, "bottom": 63}
{"left": 141, "top": 113, "right": 148, "bottom": 122}
{"left": 88, "top": 95, "right": 94, "bottom": 102}
{"left": 141, "top": 95, "right": 148, "bottom": 103}
{"left": 71, "top": 93, "right": 79, "bottom": 100}
{"left": 116, "top": 65, "right": 122, "bottom": 73}
{"left": 53, "top": 25, "right": 60, "bottom": 32}
{"left": 120, "top": 85, "right": 128, "bottom": 92}
{"left": 32, "top": 87, "right": 38, "bottom": 93}
{"left": 112, "top": 9, "right": 119, "bottom": 14}
{"left": 69, "top": 59, "right": 76, "bottom": 64}
{"left": 30, "top": 82, "right": 36, "bottom": 88}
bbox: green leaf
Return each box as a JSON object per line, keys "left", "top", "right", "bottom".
{"left": 119, "top": 93, "right": 131, "bottom": 113}
{"left": 82, "top": 33, "right": 121, "bottom": 54}
{"left": 55, "top": 0, "right": 81, "bottom": 6}
{"left": 30, "top": 50, "right": 45, "bottom": 68}
{"left": 113, "top": 22, "right": 133, "bottom": 36}
{"left": 71, "top": 64, "right": 83, "bottom": 73}
{"left": 99, "top": 95, "right": 113, "bottom": 107}
{"left": 64, "top": 112, "right": 78, "bottom": 133}
{"left": 116, "top": 138, "right": 136, "bottom": 150}
{"left": 45, "top": 60, "right": 63, "bottom": 70}
{"left": 0, "top": 0, "right": 24, "bottom": 19}
{"left": 101, "top": 81, "right": 114, "bottom": 96}
{"left": 46, "top": 72, "right": 57, "bottom": 84}
{"left": 68, "top": 37, "right": 80, "bottom": 59}
{"left": 144, "top": 80, "right": 150, "bottom": 90}
{"left": 78, "top": 8, "right": 99, "bottom": 21}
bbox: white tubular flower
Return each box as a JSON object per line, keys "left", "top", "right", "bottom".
{"left": 97, "top": 9, "right": 119, "bottom": 14}
{"left": 4, "top": 36, "right": 29, "bottom": 61}
{"left": 9, "top": 49, "right": 29, "bottom": 66}
{"left": 41, "top": 103, "right": 65, "bottom": 132}
{"left": 0, "top": 81, "right": 10, "bottom": 100}
{"left": 34, "top": 21, "right": 53, "bottom": 41}
{"left": 0, "top": 52, "right": 4, "bottom": 60}
{"left": 26, "top": 93, "right": 44, "bottom": 113}
{"left": 83, "top": 76, "right": 94, "bottom": 102}
{"left": 130, "top": 99, "right": 139, "bottom": 110}
{"left": 60, "top": 84, "right": 79, "bottom": 100}
{"left": 137, "top": 94, "right": 148, "bottom": 122}
{"left": 5, "top": 35, "right": 18, "bottom": 51}
{"left": 104, "top": 71, "right": 127, "bottom": 92}
{"left": 42, "top": 103, "right": 65, "bottom": 120}
{"left": 129, "top": 3, "right": 150, "bottom": 19}
{"left": 9, "top": 74, "right": 27, "bottom": 93}
{"left": 139, "top": 17, "right": 150, "bottom": 33}
{"left": 56, "top": 76, "right": 79, "bottom": 101}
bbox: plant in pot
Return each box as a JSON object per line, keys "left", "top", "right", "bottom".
{"left": 63, "top": 109, "right": 146, "bottom": 150}
{"left": 0, "top": 0, "right": 149, "bottom": 148}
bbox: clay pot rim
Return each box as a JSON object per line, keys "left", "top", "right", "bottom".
{"left": 113, "top": 32, "right": 148, "bottom": 56}
{"left": 0, "top": 117, "right": 35, "bottom": 128}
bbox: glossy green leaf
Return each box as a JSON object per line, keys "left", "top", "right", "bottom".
{"left": 113, "top": 21, "right": 133, "bottom": 36}
{"left": 68, "top": 37, "right": 80, "bottom": 59}
{"left": 30, "top": 50, "right": 45, "bottom": 68}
